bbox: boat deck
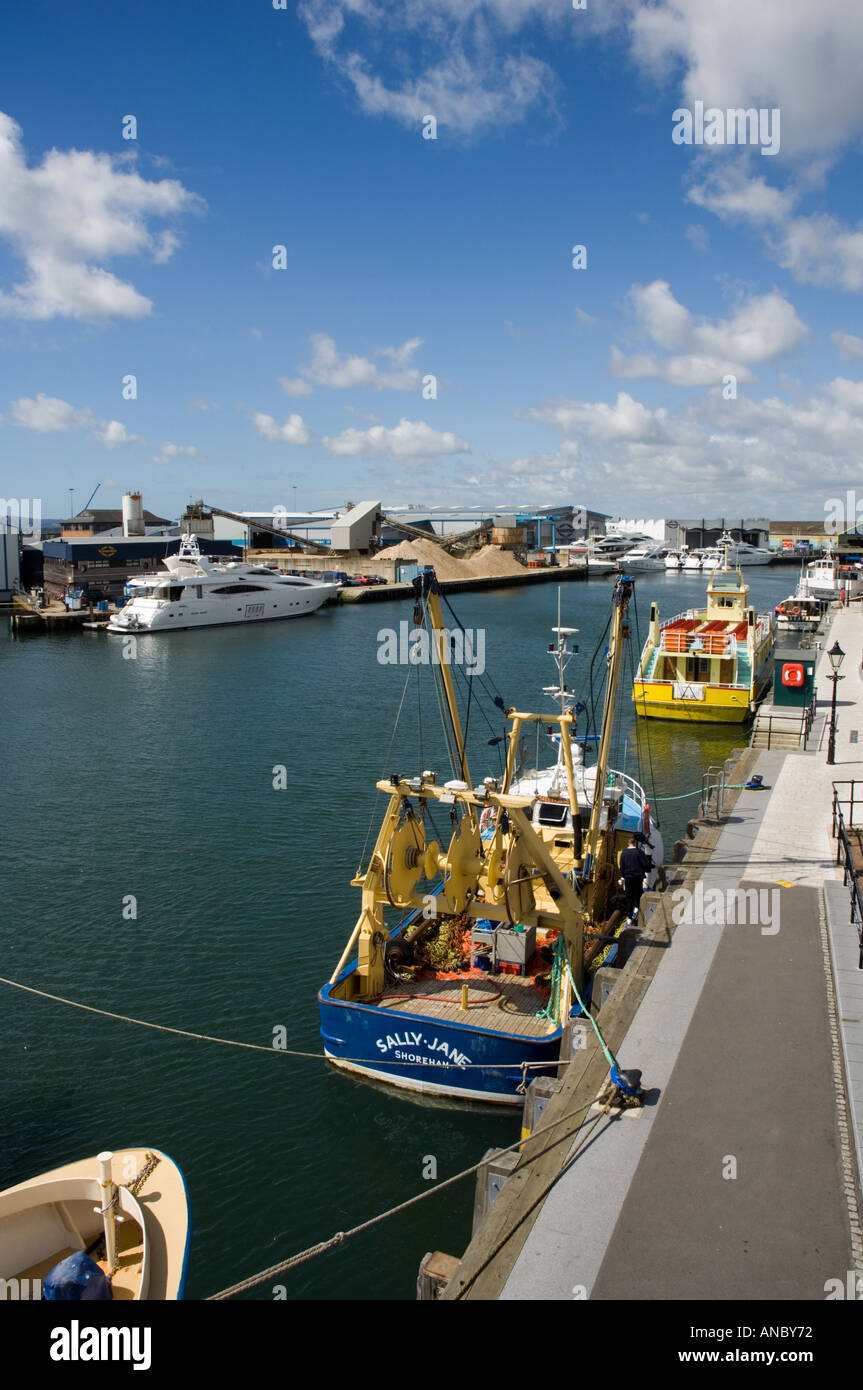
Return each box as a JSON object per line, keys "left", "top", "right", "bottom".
{"left": 14, "top": 1219, "right": 143, "bottom": 1299}
{"left": 375, "top": 974, "right": 556, "bottom": 1037}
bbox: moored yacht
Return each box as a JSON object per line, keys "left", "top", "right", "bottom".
{"left": 108, "top": 535, "right": 339, "bottom": 634}
{"left": 618, "top": 542, "right": 668, "bottom": 571}
{"left": 716, "top": 531, "right": 773, "bottom": 565}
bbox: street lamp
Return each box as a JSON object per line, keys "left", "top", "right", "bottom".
{"left": 827, "top": 640, "right": 846, "bottom": 766}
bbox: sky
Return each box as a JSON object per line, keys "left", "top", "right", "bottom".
{"left": 1, "top": 0, "right": 863, "bottom": 524}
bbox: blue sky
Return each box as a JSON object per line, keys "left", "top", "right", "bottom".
{"left": 1, "top": 0, "right": 863, "bottom": 523}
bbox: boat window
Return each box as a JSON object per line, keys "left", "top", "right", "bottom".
{"left": 157, "top": 585, "right": 184, "bottom": 601}
{"left": 536, "top": 802, "right": 569, "bottom": 827}
{"left": 210, "top": 583, "right": 268, "bottom": 594}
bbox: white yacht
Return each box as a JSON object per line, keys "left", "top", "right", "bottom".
{"left": 108, "top": 535, "right": 339, "bottom": 634}
{"left": 716, "top": 532, "right": 772, "bottom": 566}
{"left": 618, "top": 542, "right": 669, "bottom": 571}
{"left": 682, "top": 550, "right": 703, "bottom": 571}
{"left": 588, "top": 533, "right": 653, "bottom": 574}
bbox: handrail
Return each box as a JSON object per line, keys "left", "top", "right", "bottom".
{"left": 700, "top": 765, "right": 726, "bottom": 819}
{"left": 831, "top": 782, "right": 863, "bottom": 968}
{"left": 660, "top": 630, "right": 736, "bottom": 656}
{"left": 754, "top": 699, "right": 816, "bottom": 751}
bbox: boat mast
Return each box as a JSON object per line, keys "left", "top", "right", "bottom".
{"left": 583, "top": 574, "right": 634, "bottom": 878}
{"left": 416, "top": 568, "right": 472, "bottom": 791}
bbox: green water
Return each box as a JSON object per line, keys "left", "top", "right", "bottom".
{"left": 0, "top": 566, "right": 796, "bottom": 1299}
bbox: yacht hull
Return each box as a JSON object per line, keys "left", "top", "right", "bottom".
{"left": 108, "top": 585, "right": 335, "bottom": 633}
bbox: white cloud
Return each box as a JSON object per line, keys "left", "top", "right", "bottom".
{"left": 627, "top": 0, "right": 863, "bottom": 162}
{"left": 94, "top": 420, "right": 143, "bottom": 449}
{"left": 10, "top": 393, "right": 90, "bottom": 432}
{"left": 11, "top": 392, "right": 146, "bottom": 448}
{"left": 152, "top": 442, "right": 207, "bottom": 464}
{"left": 0, "top": 111, "right": 203, "bottom": 321}
{"left": 253, "top": 412, "right": 313, "bottom": 444}
{"left": 523, "top": 392, "right": 680, "bottom": 445}
{"left": 689, "top": 169, "right": 863, "bottom": 292}
{"left": 574, "top": 307, "right": 597, "bottom": 326}
{"left": 831, "top": 330, "right": 863, "bottom": 363}
{"left": 685, "top": 223, "right": 710, "bottom": 254}
{"left": 518, "top": 370, "right": 863, "bottom": 509}
{"left": 323, "top": 417, "right": 469, "bottom": 462}
{"left": 188, "top": 397, "right": 220, "bottom": 412}
{"left": 280, "top": 333, "right": 423, "bottom": 395}
{"left": 298, "top": 2, "right": 561, "bottom": 137}
{"left": 609, "top": 280, "right": 808, "bottom": 385}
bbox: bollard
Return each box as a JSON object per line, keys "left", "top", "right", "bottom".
{"left": 472, "top": 1148, "right": 520, "bottom": 1235}
{"left": 521, "top": 1075, "right": 564, "bottom": 1143}
{"left": 590, "top": 965, "right": 620, "bottom": 1018}
{"left": 417, "top": 1251, "right": 460, "bottom": 1300}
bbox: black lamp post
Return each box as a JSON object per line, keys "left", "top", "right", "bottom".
{"left": 827, "top": 640, "right": 846, "bottom": 766}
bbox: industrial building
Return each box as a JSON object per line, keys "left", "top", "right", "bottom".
{"left": 0, "top": 524, "right": 21, "bottom": 601}
{"left": 42, "top": 535, "right": 236, "bottom": 601}
{"left": 614, "top": 517, "right": 772, "bottom": 550}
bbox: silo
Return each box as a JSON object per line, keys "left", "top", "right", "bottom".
{"left": 122, "top": 491, "right": 145, "bottom": 537}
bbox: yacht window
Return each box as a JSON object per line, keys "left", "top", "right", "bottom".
{"left": 536, "top": 802, "right": 568, "bottom": 827}
{"left": 157, "top": 585, "right": 183, "bottom": 601}
{"left": 210, "top": 583, "right": 268, "bottom": 594}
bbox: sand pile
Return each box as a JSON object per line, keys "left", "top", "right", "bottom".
{"left": 385, "top": 538, "right": 527, "bottom": 582}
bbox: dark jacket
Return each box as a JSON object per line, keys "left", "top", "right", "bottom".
{"left": 620, "top": 846, "right": 652, "bottom": 880}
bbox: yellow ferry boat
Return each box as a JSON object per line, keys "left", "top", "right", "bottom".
{"left": 632, "top": 557, "right": 775, "bottom": 723}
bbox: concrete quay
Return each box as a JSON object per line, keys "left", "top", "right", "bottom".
{"left": 443, "top": 605, "right": 863, "bottom": 1302}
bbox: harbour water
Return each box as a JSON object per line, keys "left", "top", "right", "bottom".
{"left": 0, "top": 566, "right": 799, "bottom": 1299}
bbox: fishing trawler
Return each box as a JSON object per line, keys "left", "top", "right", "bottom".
{"left": 0, "top": 1148, "right": 190, "bottom": 1300}
{"left": 803, "top": 548, "right": 863, "bottom": 602}
{"left": 318, "top": 569, "right": 663, "bottom": 1104}
{"left": 632, "top": 552, "right": 775, "bottom": 722}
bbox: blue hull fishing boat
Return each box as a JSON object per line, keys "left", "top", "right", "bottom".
{"left": 318, "top": 570, "right": 662, "bottom": 1105}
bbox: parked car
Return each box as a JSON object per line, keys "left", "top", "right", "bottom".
{"left": 354, "top": 574, "right": 388, "bottom": 586}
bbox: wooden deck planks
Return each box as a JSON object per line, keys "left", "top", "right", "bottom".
{"left": 376, "top": 975, "right": 555, "bottom": 1037}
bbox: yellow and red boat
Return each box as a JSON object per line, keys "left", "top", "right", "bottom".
{"left": 632, "top": 557, "right": 775, "bottom": 723}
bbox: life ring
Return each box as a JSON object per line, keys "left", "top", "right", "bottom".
{"left": 642, "top": 802, "right": 651, "bottom": 837}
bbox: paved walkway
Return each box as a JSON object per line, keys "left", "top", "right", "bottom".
{"left": 499, "top": 606, "right": 863, "bottom": 1300}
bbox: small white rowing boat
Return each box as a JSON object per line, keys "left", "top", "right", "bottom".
{"left": 0, "top": 1148, "right": 190, "bottom": 1300}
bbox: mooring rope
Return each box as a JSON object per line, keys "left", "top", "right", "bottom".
{"left": 206, "top": 1096, "right": 600, "bottom": 1299}
{"left": 0, "top": 974, "right": 571, "bottom": 1073}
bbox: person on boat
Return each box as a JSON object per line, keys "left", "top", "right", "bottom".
{"left": 619, "top": 836, "right": 653, "bottom": 920}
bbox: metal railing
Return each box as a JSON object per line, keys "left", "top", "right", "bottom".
{"left": 831, "top": 781, "right": 863, "bottom": 969}
{"left": 753, "top": 698, "right": 817, "bottom": 750}
{"left": 660, "top": 630, "right": 736, "bottom": 656}
{"left": 700, "top": 765, "right": 726, "bottom": 819}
